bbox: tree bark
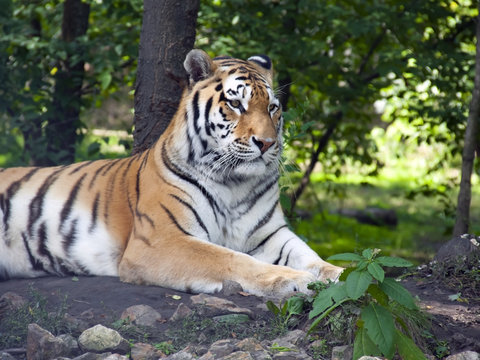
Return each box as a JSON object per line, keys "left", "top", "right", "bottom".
{"left": 132, "top": 0, "right": 200, "bottom": 154}
{"left": 44, "top": 0, "right": 90, "bottom": 165}
{"left": 452, "top": 7, "right": 480, "bottom": 237}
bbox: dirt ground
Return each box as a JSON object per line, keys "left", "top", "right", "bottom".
{"left": 0, "top": 271, "right": 479, "bottom": 357}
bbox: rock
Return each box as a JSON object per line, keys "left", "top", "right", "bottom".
{"left": 236, "top": 338, "right": 264, "bottom": 353}
{"left": 104, "top": 354, "right": 129, "bottom": 360}
{"left": 165, "top": 347, "right": 195, "bottom": 360}
{"left": 58, "top": 333, "right": 80, "bottom": 355}
{"left": 270, "top": 330, "right": 307, "bottom": 351}
{"left": 221, "top": 280, "right": 244, "bottom": 296}
{"left": 78, "top": 324, "right": 129, "bottom": 353}
{"left": 208, "top": 339, "right": 237, "bottom": 358}
{"left": 331, "top": 345, "right": 353, "bottom": 360}
{"left": 272, "top": 351, "right": 311, "bottom": 359}
{"left": 445, "top": 351, "right": 480, "bottom": 360}
{"left": 170, "top": 303, "right": 193, "bottom": 322}
{"left": 0, "top": 291, "right": 27, "bottom": 310}
{"left": 219, "top": 351, "right": 253, "bottom": 360}
{"left": 121, "top": 304, "right": 163, "bottom": 327}
{"left": 130, "top": 342, "right": 165, "bottom": 360}
{"left": 357, "top": 357, "right": 383, "bottom": 360}
{"left": 64, "top": 312, "right": 90, "bottom": 332}
{"left": 26, "top": 323, "right": 73, "bottom": 360}
{"left": 435, "top": 234, "right": 480, "bottom": 262}
{"left": 72, "top": 353, "right": 113, "bottom": 360}
{"left": 190, "top": 293, "right": 254, "bottom": 318}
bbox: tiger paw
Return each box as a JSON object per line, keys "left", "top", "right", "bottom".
{"left": 306, "top": 261, "right": 344, "bottom": 283}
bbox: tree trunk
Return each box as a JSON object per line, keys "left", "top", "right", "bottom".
{"left": 132, "top": 0, "right": 200, "bottom": 154}
{"left": 44, "top": 0, "right": 90, "bottom": 166}
{"left": 452, "top": 7, "right": 480, "bottom": 237}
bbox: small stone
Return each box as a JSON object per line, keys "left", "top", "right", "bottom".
{"left": 270, "top": 329, "right": 306, "bottom": 351}
{"left": 170, "top": 303, "right": 193, "bottom": 322}
{"left": 331, "top": 345, "right": 353, "bottom": 360}
{"left": 208, "top": 339, "right": 237, "bottom": 358}
{"left": 103, "top": 354, "right": 129, "bottom": 360}
{"left": 357, "top": 357, "right": 383, "bottom": 360}
{"left": 445, "top": 351, "right": 480, "bottom": 360}
{"left": 72, "top": 352, "right": 113, "bottom": 360}
{"left": 190, "top": 293, "right": 254, "bottom": 318}
{"left": 0, "top": 352, "right": 16, "bottom": 360}
{"left": 272, "top": 351, "right": 311, "bottom": 359}
{"left": 236, "top": 338, "right": 264, "bottom": 353}
{"left": 165, "top": 347, "right": 195, "bottom": 360}
{"left": 121, "top": 304, "right": 163, "bottom": 327}
{"left": 58, "top": 333, "right": 80, "bottom": 356}
{"left": 0, "top": 292, "right": 27, "bottom": 310}
{"left": 26, "top": 323, "right": 72, "bottom": 360}
{"left": 219, "top": 351, "right": 253, "bottom": 360}
{"left": 78, "top": 324, "right": 129, "bottom": 353}
{"left": 130, "top": 342, "right": 165, "bottom": 360}
{"left": 221, "top": 280, "right": 244, "bottom": 295}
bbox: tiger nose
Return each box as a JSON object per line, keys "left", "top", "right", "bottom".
{"left": 252, "top": 136, "right": 275, "bottom": 154}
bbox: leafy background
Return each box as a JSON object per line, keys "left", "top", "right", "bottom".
{"left": 0, "top": 0, "right": 479, "bottom": 264}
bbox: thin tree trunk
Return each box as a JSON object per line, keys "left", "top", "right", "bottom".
{"left": 45, "top": 0, "right": 90, "bottom": 166}
{"left": 132, "top": 0, "right": 200, "bottom": 154}
{"left": 452, "top": 8, "right": 480, "bottom": 237}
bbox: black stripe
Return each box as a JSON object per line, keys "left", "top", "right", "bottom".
{"left": 193, "top": 91, "right": 201, "bottom": 134}
{"left": 170, "top": 194, "right": 210, "bottom": 241}
{"left": 62, "top": 218, "right": 78, "bottom": 252}
{"left": 248, "top": 225, "right": 287, "bottom": 255}
{"left": 160, "top": 204, "right": 192, "bottom": 237}
{"left": 136, "top": 150, "right": 151, "bottom": 204}
{"left": 37, "top": 222, "right": 56, "bottom": 270}
{"left": 100, "top": 158, "right": 122, "bottom": 176}
{"left": 27, "top": 167, "right": 65, "bottom": 237}
{"left": 136, "top": 210, "right": 155, "bottom": 229}
{"left": 273, "top": 239, "right": 292, "bottom": 265}
{"left": 215, "top": 84, "right": 223, "bottom": 92}
{"left": 283, "top": 249, "right": 293, "bottom": 266}
{"left": 60, "top": 173, "right": 86, "bottom": 226}
{"left": 22, "top": 232, "right": 46, "bottom": 273}
{"left": 236, "top": 175, "right": 279, "bottom": 216}
{"left": 247, "top": 200, "right": 279, "bottom": 239}
{"left": 68, "top": 160, "right": 94, "bottom": 175}
{"left": 204, "top": 97, "right": 213, "bottom": 136}
{"left": 89, "top": 193, "right": 100, "bottom": 233}
{"left": 162, "top": 144, "right": 221, "bottom": 222}
{"left": 4, "top": 168, "right": 41, "bottom": 234}
{"left": 88, "top": 162, "right": 113, "bottom": 189}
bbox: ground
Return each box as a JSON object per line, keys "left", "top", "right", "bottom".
{"left": 0, "top": 268, "right": 479, "bottom": 358}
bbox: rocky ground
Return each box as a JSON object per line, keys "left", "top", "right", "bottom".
{"left": 0, "top": 265, "right": 479, "bottom": 360}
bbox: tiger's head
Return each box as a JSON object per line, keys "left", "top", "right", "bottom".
{"left": 181, "top": 49, "right": 283, "bottom": 179}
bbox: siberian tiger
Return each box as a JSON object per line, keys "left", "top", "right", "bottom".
{"left": 0, "top": 50, "right": 343, "bottom": 298}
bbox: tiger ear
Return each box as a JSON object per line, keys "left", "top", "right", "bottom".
{"left": 184, "top": 49, "right": 216, "bottom": 84}
{"left": 247, "top": 55, "right": 273, "bottom": 83}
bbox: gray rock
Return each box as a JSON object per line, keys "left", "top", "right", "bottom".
{"left": 72, "top": 352, "right": 113, "bottom": 360}
{"left": 221, "top": 280, "right": 244, "bottom": 296}
{"left": 219, "top": 351, "right": 254, "bottom": 360}
{"left": 445, "top": 351, "right": 480, "bottom": 360}
{"left": 26, "top": 323, "right": 73, "bottom": 360}
{"left": 0, "top": 291, "right": 27, "bottom": 310}
{"left": 190, "top": 293, "right": 254, "bottom": 318}
{"left": 165, "top": 347, "right": 195, "bottom": 360}
{"left": 78, "top": 324, "right": 129, "bottom": 353}
{"left": 435, "top": 234, "right": 480, "bottom": 262}
{"left": 169, "top": 303, "right": 193, "bottom": 322}
{"left": 121, "top": 304, "right": 163, "bottom": 327}
{"left": 270, "top": 329, "right": 307, "bottom": 351}
{"left": 272, "top": 351, "right": 311, "bottom": 359}
{"left": 103, "top": 354, "right": 129, "bottom": 360}
{"left": 130, "top": 342, "right": 164, "bottom": 360}
{"left": 331, "top": 345, "right": 353, "bottom": 360}
{"left": 208, "top": 339, "right": 238, "bottom": 358}
{"left": 357, "top": 357, "right": 383, "bottom": 360}
{"left": 235, "top": 338, "right": 264, "bottom": 353}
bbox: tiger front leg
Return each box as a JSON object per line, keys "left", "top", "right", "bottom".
{"left": 118, "top": 234, "right": 316, "bottom": 298}
{"left": 249, "top": 227, "right": 344, "bottom": 282}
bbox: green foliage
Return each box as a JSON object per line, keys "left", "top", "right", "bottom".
{"left": 266, "top": 295, "right": 305, "bottom": 331}
{"left": 307, "top": 249, "right": 429, "bottom": 359}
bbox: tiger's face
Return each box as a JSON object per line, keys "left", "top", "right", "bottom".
{"left": 183, "top": 51, "right": 283, "bottom": 179}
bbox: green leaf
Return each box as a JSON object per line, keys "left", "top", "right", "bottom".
{"left": 309, "top": 288, "right": 334, "bottom": 319}
{"left": 328, "top": 253, "right": 363, "bottom": 262}
{"left": 353, "top": 326, "right": 381, "bottom": 360}
{"left": 346, "top": 270, "right": 372, "bottom": 300}
{"left": 266, "top": 301, "right": 280, "bottom": 316}
{"left": 394, "top": 329, "right": 428, "bottom": 360}
{"left": 379, "top": 278, "right": 417, "bottom": 309}
{"left": 376, "top": 256, "right": 413, "bottom": 268}
{"left": 338, "top": 266, "right": 355, "bottom": 281}
{"left": 99, "top": 70, "right": 112, "bottom": 91}
{"left": 367, "top": 284, "right": 389, "bottom": 306}
{"left": 367, "top": 262, "right": 385, "bottom": 282}
{"left": 285, "top": 296, "right": 304, "bottom": 316}
{"left": 362, "top": 248, "right": 373, "bottom": 259}
{"left": 361, "top": 303, "right": 395, "bottom": 358}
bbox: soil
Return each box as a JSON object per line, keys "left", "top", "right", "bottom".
{"left": 0, "top": 268, "right": 479, "bottom": 357}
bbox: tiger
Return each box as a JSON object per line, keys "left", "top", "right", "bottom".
{"left": 0, "top": 49, "right": 343, "bottom": 298}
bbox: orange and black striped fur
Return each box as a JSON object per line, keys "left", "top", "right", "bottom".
{"left": 0, "top": 50, "right": 342, "bottom": 297}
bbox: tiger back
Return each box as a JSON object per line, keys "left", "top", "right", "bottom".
{"left": 0, "top": 50, "right": 342, "bottom": 298}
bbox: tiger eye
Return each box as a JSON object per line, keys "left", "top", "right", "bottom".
{"left": 269, "top": 104, "right": 278, "bottom": 112}
{"left": 230, "top": 100, "right": 241, "bottom": 108}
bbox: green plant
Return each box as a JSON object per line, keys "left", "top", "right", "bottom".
{"left": 308, "top": 249, "right": 429, "bottom": 360}
{"left": 266, "top": 295, "right": 305, "bottom": 333}
{"left": 154, "top": 341, "right": 176, "bottom": 355}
